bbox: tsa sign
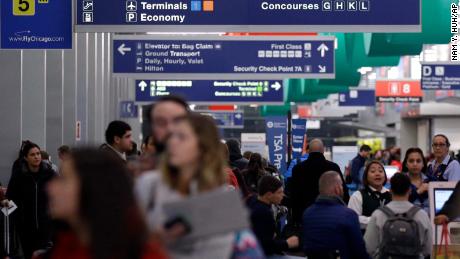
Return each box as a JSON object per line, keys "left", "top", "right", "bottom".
{"left": 375, "top": 80, "right": 423, "bottom": 103}
{"left": 1, "top": 0, "right": 72, "bottom": 48}
{"left": 119, "top": 101, "right": 138, "bottom": 118}
{"left": 75, "top": 0, "right": 420, "bottom": 33}
{"left": 421, "top": 63, "right": 460, "bottom": 90}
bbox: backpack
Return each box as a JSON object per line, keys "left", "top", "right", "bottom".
{"left": 378, "top": 206, "right": 422, "bottom": 259}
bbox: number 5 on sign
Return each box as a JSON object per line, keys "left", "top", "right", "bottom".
{"left": 13, "top": 0, "right": 35, "bottom": 16}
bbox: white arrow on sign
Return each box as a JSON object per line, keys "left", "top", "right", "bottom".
{"left": 271, "top": 81, "right": 282, "bottom": 91}
{"left": 292, "top": 147, "right": 302, "bottom": 153}
{"left": 138, "top": 81, "right": 147, "bottom": 91}
{"left": 318, "top": 65, "right": 326, "bottom": 73}
{"left": 317, "top": 43, "right": 329, "bottom": 57}
{"left": 118, "top": 43, "right": 131, "bottom": 55}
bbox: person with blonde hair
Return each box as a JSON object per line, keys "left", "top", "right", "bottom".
{"left": 135, "top": 113, "right": 264, "bottom": 259}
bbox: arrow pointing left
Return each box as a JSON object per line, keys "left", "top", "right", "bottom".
{"left": 118, "top": 43, "right": 131, "bottom": 55}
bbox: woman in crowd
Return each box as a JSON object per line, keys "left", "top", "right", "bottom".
{"left": 402, "top": 148, "right": 429, "bottom": 213}
{"left": 348, "top": 161, "right": 392, "bottom": 229}
{"left": 135, "top": 113, "right": 264, "bottom": 259}
{"left": 46, "top": 148, "right": 166, "bottom": 259}
{"left": 6, "top": 141, "right": 57, "bottom": 259}
{"left": 242, "top": 153, "right": 269, "bottom": 194}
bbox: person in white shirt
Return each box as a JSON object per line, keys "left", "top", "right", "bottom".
{"left": 348, "top": 161, "right": 392, "bottom": 229}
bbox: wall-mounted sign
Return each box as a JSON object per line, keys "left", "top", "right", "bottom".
{"left": 375, "top": 80, "right": 423, "bottom": 103}
{"left": 135, "top": 79, "right": 284, "bottom": 104}
{"left": 75, "top": 0, "right": 421, "bottom": 33}
{"left": 421, "top": 63, "right": 460, "bottom": 90}
{"left": 113, "top": 36, "right": 335, "bottom": 79}
{"left": 339, "top": 89, "right": 375, "bottom": 107}
{"left": 1, "top": 0, "right": 72, "bottom": 48}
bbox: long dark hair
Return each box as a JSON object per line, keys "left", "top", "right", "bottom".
{"left": 20, "top": 140, "right": 40, "bottom": 159}
{"left": 71, "top": 148, "right": 148, "bottom": 259}
{"left": 402, "top": 147, "right": 427, "bottom": 174}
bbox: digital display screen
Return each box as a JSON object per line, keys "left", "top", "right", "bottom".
{"left": 434, "top": 189, "right": 454, "bottom": 214}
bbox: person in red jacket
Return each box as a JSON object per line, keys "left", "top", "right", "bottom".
{"left": 43, "top": 148, "right": 167, "bottom": 259}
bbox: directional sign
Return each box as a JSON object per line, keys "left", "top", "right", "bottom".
{"left": 75, "top": 0, "right": 421, "bottom": 32}
{"left": 291, "top": 119, "right": 307, "bottom": 159}
{"left": 1, "top": 0, "right": 72, "bottom": 48}
{"left": 113, "top": 36, "right": 335, "bottom": 79}
{"left": 375, "top": 80, "right": 423, "bottom": 103}
{"left": 421, "top": 63, "right": 460, "bottom": 90}
{"left": 199, "top": 111, "right": 244, "bottom": 129}
{"left": 339, "top": 89, "right": 375, "bottom": 107}
{"left": 135, "top": 79, "right": 284, "bottom": 104}
{"left": 120, "top": 101, "right": 138, "bottom": 118}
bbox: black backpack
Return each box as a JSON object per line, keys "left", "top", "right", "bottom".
{"left": 378, "top": 206, "right": 422, "bottom": 259}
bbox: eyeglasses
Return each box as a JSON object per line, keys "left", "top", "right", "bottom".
{"left": 432, "top": 143, "right": 447, "bottom": 148}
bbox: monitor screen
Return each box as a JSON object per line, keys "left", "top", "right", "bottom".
{"left": 384, "top": 166, "right": 399, "bottom": 182}
{"left": 434, "top": 188, "right": 454, "bottom": 214}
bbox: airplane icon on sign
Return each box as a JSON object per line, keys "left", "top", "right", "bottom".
{"left": 126, "top": 1, "right": 137, "bottom": 11}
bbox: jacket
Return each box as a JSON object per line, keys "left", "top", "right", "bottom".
{"left": 247, "top": 196, "right": 288, "bottom": 256}
{"left": 302, "top": 196, "right": 370, "bottom": 259}
{"left": 287, "top": 152, "right": 350, "bottom": 224}
{"left": 6, "top": 161, "right": 57, "bottom": 247}
{"left": 46, "top": 232, "right": 167, "bottom": 259}
{"left": 350, "top": 154, "right": 366, "bottom": 186}
{"left": 226, "top": 139, "right": 249, "bottom": 171}
{"left": 99, "top": 143, "right": 127, "bottom": 163}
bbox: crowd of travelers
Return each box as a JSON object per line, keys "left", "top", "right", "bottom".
{"left": 2, "top": 95, "right": 460, "bottom": 259}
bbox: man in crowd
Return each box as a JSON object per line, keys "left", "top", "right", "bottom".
{"left": 226, "top": 139, "right": 249, "bottom": 171}
{"left": 288, "top": 139, "right": 349, "bottom": 225}
{"left": 302, "top": 171, "right": 368, "bottom": 259}
{"left": 100, "top": 120, "right": 133, "bottom": 163}
{"left": 364, "top": 173, "right": 432, "bottom": 258}
{"left": 427, "top": 134, "right": 460, "bottom": 181}
{"left": 149, "top": 95, "right": 190, "bottom": 155}
{"left": 247, "top": 175, "right": 299, "bottom": 256}
{"left": 350, "top": 145, "right": 372, "bottom": 187}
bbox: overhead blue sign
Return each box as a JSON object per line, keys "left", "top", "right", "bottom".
{"left": 339, "top": 89, "right": 376, "bottom": 106}
{"left": 135, "top": 79, "right": 284, "bottom": 104}
{"left": 120, "top": 101, "right": 138, "bottom": 118}
{"left": 114, "top": 36, "right": 335, "bottom": 79}
{"left": 291, "top": 119, "right": 307, "bottom": 159}
{"left": 266, "top": 116, "right": 287, "bottom": 175}
{"left": 199, "top": 111, "right": 244, "bottom": 129}
{"left": 1, "top": 0, "right": 72, "bottom": 49}
{"left": 75, "top": 0, "right": 421, "bottom": 32}
{"left": 421, "top": 63, "right": 460, "bottom": 90}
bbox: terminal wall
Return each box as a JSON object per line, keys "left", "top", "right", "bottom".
{"left": 0, "top": 33, "right": 117, "bottom": 185}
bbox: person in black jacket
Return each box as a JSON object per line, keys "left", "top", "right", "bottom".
{"left": 226, "top": 139, "right": 249, "bottom": 171}
{"left": 242, "top": 153, "right": 269, "bottom": 194}
{"left": 247, "top": 175, "right": 299, "bottom": 256}
{"left": 6, "top": 141, "right": 57, "bottom": 259}
{"left": 287, "top": 139, "right": 350, "bottom": 225}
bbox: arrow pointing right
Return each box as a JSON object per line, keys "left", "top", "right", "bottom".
{"left": 138, "top": 81, "right": 147, "bottom": 91}
{"left": 271, "top": 81, "right": 282, "bottom": 91}
{"left": 118, "top": 43, "right": 132, "bottom": 55}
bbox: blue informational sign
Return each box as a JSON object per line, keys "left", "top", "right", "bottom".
{"left": 120, "top": 101, "right": 138, "bottom": 118}
{"left": 135, "top": 79, "right": 284, "bottom": 104}
{"left": 114, "top": 36, "right": 335, "bottom": 79}
{"left": 291, "top": 119, "right": 307, "bottom": 159}
{"left": 339, "top": 89, "right": 376, "bottom": 106}
{"left": 421, "top": 63, "right": 460, "bottom": 90}
{"left": 266, "top": 116, "right": 287, "bottom": 175}
{"left": 75, "top": 0, "right": 421, "bottom": 32}
{"left": 0, "top": 0, "right": 72, "bottom": 49}
{"left": 200, "top": 111, "right": 244, "bottom": 129}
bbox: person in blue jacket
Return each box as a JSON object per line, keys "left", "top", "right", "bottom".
{"left": 284, "top": 136, "right": 309, "bottom": 183}
{"left": 302, "top": 171, "right": 369, "bottom": 259}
